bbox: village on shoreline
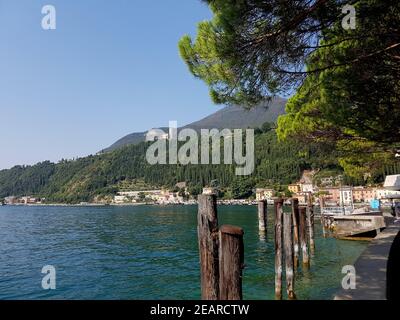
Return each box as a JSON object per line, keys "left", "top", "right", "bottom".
{"left": 2, "top": 171, "right": 400, "bottom": 208}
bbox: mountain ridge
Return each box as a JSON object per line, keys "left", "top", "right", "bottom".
{"left": 103, "top": 97, "right": 287, "bottom": 152}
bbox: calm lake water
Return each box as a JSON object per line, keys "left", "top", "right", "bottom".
{"left": 0, "top": 205, "right": 368, "bottom": 300}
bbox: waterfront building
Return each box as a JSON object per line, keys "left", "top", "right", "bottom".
{"left": 288, "top": 184, "right": 301, "bottom": 193}
{"left": 301, "top": 183, "right": 314, "bottom": 193}
{"left": 353, "top": 187, "right": 377, "bottom": 203}
{"left": 320, "top": 187, "right": 340, "bottom": 204}
{"left": 339, "top": 187, "right": 353, "bottom": 206}
{"left": 293, "top": 192, "right": 308, "bottom": 205}
{"left": 255, "top": 188, "right": 274, "bottom": 201}
{"left": 114, "top": 195, "right": 129, "bottom": 204}
{"left": 19, "top": 196, "right": 38, "bottom": 204}
{"left": 384, "top": 175, "right": 400, "bottom": 190}
{"left": 376, "top": 188, "right": 400, "bottom": 202}
{"left": 202, "top": 187, "right": 217, "bottom": 195}
{"left": 118, "top": 190, "right": 163, "bottom": 197}
{"left": 114, "top": 189, "right": 186, "bottom": 204}
{"left": 4, "top": 196, "right": 17, "bottom": 205}
{"left": 114, "top": 190, "right": 162, "bottom": 203}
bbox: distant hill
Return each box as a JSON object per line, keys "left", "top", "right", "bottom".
{"left": 0, "top": 128, "right": 312, "bottom": 203}
{"left": 103, "top": 97, "right": 287, "bottom": 152}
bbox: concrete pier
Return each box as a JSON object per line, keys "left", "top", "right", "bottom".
{"left": 333, "top": 214, "right": 386, "bottom": 238}
{"left": 334, "top": 221, "right": 400, "bottom": 300}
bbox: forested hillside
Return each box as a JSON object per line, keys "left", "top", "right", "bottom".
{"left": 1, "top": 124, "right": 399, "bottom": 203}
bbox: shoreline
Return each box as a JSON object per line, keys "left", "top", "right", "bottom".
{"left": 1, "top": 201, "right": 394, "bottom": 208}
{"left": 0, "top": 202, "right": 258, "bottom": 207}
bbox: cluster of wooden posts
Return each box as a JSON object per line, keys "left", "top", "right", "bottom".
{"left": 197, "top": 194, "right": 244, "bottom": 300}
{"left": 197, "top": 193, "right": 315, "bottom": 300}
{"left": 273, "top": 197, "right": 315, "bottom": 300}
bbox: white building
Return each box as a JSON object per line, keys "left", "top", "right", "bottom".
{"left": 301, "top": 183, "right": 314, "bottom": 193}
{"left": 145, "top": 129, "right": 169, "bottom": 141}
{"left": 114, "top": 189, "right": 185, "bottom": 204}
{"left": 255, "top": 188, "right": 274, "bottom": 201}
{"left": 384, "top": 175, "right": 400, "bottom": 191}
{"left": 114, "top": 195, "right": 129, "bottom": 204}
{"left": 339, "top": 187, "right": 353, "bottom": 206}
{"left": 118, "top": 190, "right": 162, "bottom": 197}
{"left": 203, "top": 187, "right": 217, "bottom": 195}
{"left": 376, "top": 188, "right": 400, "bottom": 200}
{"left": 4, "top": 196, "right": 17, "bottom": 204}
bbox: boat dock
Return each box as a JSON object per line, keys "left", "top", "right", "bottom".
{"left": 333, "top": 214, "right": 386, "bottom": 238}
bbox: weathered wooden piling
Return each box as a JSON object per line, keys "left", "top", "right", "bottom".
{"left": 306, "top": 194, "right": 315, "bottom": 253}
{"left": 319, "top": 196, "right": 327, "bottom": 238}
{"left": 274, "top": 198, "right": 284, "bottom": 300}
{"left": 198, "top": 194, "right": 219, "bottom": 300}
{"left": 299, "top": 206, "right": 310, "bottom": 267}
{"left": 258, "top": 200, "right": 267, "bottom": 232}
{"left": 291, "top": 198, "right": 300, "bottom": 269}
{"left": 219, "top": 225, "right": 244, "bottom": 300}
{"left": 319, "top": 195, "right": 325, "bottom": 209}
{"left": 283, "top": 211, "right": 296, "bottom": 300}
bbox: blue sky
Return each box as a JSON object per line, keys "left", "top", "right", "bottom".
{"left": 0, "top": 0, "right": 219, "bottom": 169}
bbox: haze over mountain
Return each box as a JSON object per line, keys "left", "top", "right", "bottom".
{"left": 104, "top": 97, "right": 287, "bottom": 152}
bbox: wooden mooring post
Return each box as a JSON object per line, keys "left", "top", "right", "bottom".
{"left": 198, "top": 194, "right": 219, "bottom": 300}
{"left": 319, "top": 196, "right": 327, "bottom": 238}
{"left": 283, "top": 211, "right": 296, "bottom": 299}
{"left": 291, "top": 198, "right": 300, "bottom": 269}
{"left": 219, "top": 225, "right": 244, "bottom": 300}
{"left": 258, "top": 200, "right": 267, "bottom": 232}
{"left": 307, "top": 194, "right": 315, "bottom": 254}
{"left": 299, "top": 206, "right": 310, "bottom": 268}
{"left": 274, "top": 198, "right": 284, "bottom": 300}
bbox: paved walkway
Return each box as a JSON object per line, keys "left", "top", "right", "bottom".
{"left": 335, "top": 219, "right": 400, "bottom": 300}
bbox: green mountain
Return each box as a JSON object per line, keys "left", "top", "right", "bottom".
{"left": 3, "top": 124, "right": 397, "bottom": 204}
{"left": 0, "top": 127, "right": 323, "bottom": 203}
{"left": 4, "top": 98, "right": 393, "bottom": 203}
